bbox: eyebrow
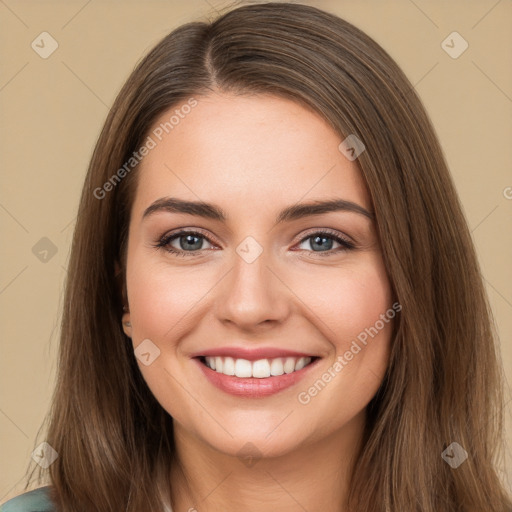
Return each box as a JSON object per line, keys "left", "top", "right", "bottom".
{"left": 142, "top": 197, "right": 374, "bottom": 224}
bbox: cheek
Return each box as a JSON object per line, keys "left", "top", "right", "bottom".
{"left": 297, "top": 256, "right": 393, "bottom": 350}
{"left": 293, "top": 259, "right": 394, "bottom": 429}
{"left": 337, "top": 271, "right": 391, "bottom": 346}
{"left": 125, "top": 251, "right": 216, "bottom": 344}
{"left": 334, "top": 265, "right": 393, "bottom": 376}
{"left": 124, "top": 253, "right": 212, "bottom": 420}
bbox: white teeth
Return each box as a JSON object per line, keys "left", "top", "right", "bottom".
{"left": 295, "top": 357, "right": 308, "bottom": 371}
{"left": 234, "top": 359, "right": 252, "bottom": 378}
{"left": 270, "top": 358, "right": 284, "bottom": 376}
{"left": 203, "top": 356, "right": 313, "bottom": 378}
{"left": 223, "top": 356, "right": 235, "bottom": 376}
{"left": 252, "top": 359, "right": 271, "bottom": 378}
{"left": 283, "top": 357, "right": 296, "bottom": 374}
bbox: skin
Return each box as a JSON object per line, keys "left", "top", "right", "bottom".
{"left": 121, "top": 92, "right": 394, "bottom": 512}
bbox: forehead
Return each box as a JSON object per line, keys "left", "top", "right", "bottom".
{"left": 132, "top": 92, "right": 370, "bottom": 216}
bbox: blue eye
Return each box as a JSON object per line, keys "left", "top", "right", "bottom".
{"left": 155, "top": 230, "right": 214, "bottom": 257}
{"left": 154, "top": 229, "right": 354, "bottom": 257}
{"left": 297, "top": 231, "right": 354, "bottom": 255}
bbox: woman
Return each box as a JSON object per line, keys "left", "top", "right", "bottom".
{"left": 2, "top": 2, "right": 510, "bottom": 511}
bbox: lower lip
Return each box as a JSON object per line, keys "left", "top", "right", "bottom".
{"left": 194, "top": 357, "right": 320, "bottom": 398}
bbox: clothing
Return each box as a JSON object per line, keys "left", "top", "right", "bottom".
{"left": 0, "top": 487, "right": 172, "bottom": 511}
{"left": 0, "top": 486, "right": 54, "bottom": 512}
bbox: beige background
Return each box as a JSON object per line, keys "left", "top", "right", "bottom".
{"left": 1, "top": 0, "right": 511, "bottom": 502}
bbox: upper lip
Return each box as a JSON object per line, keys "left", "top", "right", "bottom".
{"left": 191, "top": 347, "right": 319, "bottom": 361}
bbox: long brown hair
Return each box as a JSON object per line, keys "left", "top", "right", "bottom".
{"left": 22, "top": 2, "right": 511, "bottom": 510}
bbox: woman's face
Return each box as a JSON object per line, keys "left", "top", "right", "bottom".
{"left": 123, "top": 92, "right": 394, "bottom": 458}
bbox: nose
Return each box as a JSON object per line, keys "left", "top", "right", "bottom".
{"left": 215, "top": 246, "right": 291, "bottom": 331}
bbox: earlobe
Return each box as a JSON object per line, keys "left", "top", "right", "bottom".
{"left": 122, "top": 311, "right": 132, "bottom": 337}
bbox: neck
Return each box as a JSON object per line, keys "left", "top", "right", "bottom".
{"left": 169, "top": 411, "right": 366, "bottom": 512}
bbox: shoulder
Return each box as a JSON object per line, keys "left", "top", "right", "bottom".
{"left": 0, "top": 486, "right": 55, "bottom": 512}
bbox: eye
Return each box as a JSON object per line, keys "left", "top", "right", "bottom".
{"left": 295, "top": 229, "right": 355, "bottom": 256}
{"left": 154, "top": 230, "right": 216, "bottom": 257}
{"left": 153, "top": 228, "right": 355, "bottom": 258}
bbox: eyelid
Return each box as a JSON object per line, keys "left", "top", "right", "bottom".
{"left": 157, "top": 227, "right": 354, "bottom": 249}
{"left": 154, "top": 226, "right": 357, "bottom": 260}
{"left": 160, "top": 227, "right": 221, "bottom": 247}
{"left": 294, "top": 227, "right": 355, "bottom": 247}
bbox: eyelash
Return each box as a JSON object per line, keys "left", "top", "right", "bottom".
{"left": 153, "top": 228, "right": 355, "bottom": 258}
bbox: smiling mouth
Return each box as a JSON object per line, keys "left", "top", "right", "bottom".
{"left": 197, "top": 355, "right": 320, "bottom": 379}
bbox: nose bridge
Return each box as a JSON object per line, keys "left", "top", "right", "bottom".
{"left": 216, "top": 235, "right": 290, "bottom": 328}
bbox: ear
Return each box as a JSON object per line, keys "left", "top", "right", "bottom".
{"left": 122, "top": 310, "right": 132, "bottom": 338}
{"left": 115, "top": 260, "right": 132, "bottom": 337}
